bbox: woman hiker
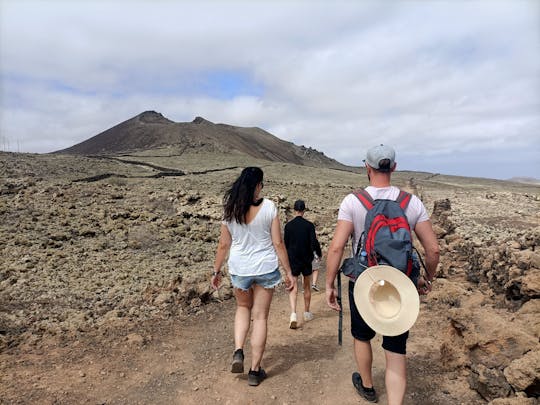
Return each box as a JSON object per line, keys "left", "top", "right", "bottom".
{"left": 211, "top": 166, "right": 295, "bottom": 386}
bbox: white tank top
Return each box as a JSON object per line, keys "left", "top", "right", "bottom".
{"left": 225, "top": 199, "right": 279, "bottom": 276}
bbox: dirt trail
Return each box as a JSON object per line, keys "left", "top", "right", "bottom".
{"left": 3, "top": 283, "right": 484, "bottom": 405}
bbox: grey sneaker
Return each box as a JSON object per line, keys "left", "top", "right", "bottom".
{"left": 303, "top": 311, "right": 314, "bottom": 322}
{"left": 248, "top": 368, "right": 267, "bottom": 386}
{"left": 311, "top": 284, "right": 320, "bottom": 292}
{"left": 231, "top": 349, "right": 244, "bottom": 373}
{"left": 352, "top": 372, "right": 377, "bottom": 403}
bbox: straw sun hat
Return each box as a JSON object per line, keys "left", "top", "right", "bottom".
{"left": 353, "top": 265, "right": 420, "bottom": 336}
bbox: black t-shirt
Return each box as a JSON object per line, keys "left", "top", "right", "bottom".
{"left": 284, "top": 216, "right": 322, "bottom": 269}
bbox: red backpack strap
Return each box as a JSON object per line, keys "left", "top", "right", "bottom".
{"left": 396, "top": 190, "right": 412, "bottom": 210}
{"left": 351, "top": 189, "right": 374, "bottom": 210}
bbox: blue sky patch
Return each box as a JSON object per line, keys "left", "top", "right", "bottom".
{"left": 198, "top": 70, "right": 264, "bottom": 99}
{"left": 110, "top": 69, "right": 264, "bottom": 100}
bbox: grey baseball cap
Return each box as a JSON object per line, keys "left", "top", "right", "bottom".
{"left": 364, "top": 144, "right": 396, "bottom": 172}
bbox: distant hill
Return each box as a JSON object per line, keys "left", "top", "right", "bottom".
{"left": 54, "top": 111, "right": 347, "bottom": 170}
{"left": 507, "top": 177, "right": 540, "bottom": 185}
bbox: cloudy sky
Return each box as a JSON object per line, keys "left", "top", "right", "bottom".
{"left": 1, "top": 0, "right": 539, "bottom": 180}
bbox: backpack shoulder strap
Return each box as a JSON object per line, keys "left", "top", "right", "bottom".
{"left": 396, "top": 190, "right": 412, "bottom": 210}
{"left": 351, "top": 189, "right": 374, "bottom": 210}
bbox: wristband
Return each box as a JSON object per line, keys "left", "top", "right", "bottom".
{"left": 212, "top": 271, "right": 221, "bottom": 277}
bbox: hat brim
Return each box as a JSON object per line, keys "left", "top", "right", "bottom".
{"left": 353, "top": 265, "right": 419, "bottom": 336}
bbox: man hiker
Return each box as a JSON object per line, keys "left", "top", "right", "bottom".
{"left": 284, "top": 199, "right": 322, "bottom": 329}
{"left": 325, "top": 144, "right": 439, "bottom": 404}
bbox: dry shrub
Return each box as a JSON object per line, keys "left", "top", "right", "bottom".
{"left": 149, "top": 196, "right": 176, "bottom": 216}
{"left": 127, "top": 225, "right": 158, "bottom": 249}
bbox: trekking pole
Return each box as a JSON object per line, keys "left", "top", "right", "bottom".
{"left": 337, "top": 270, "right": 342, "bottom": 346}
{"left": 413, "top": 247, "right": 429, "bottom": 279}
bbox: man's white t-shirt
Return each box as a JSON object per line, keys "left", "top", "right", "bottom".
{"left": 338, "top": 186, "right": 429, "bottom": 255}
{"left": 225, "top": 198, "right": 279, "bottom": 276}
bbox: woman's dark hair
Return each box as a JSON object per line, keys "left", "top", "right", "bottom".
{"left": 223, "top": 167, "right": 264, "bottom": 224}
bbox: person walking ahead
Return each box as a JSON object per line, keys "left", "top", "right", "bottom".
{"left": 211, "top": 167, "right": 295, "bottom": 386}
{"left": 325, "top": 145, "right": 439, "bottom": 404}
{"left": 284, "top": 199, "right": 322, "bottom": 329}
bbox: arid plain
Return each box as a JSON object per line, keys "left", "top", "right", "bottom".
{"left": 1, "top": 148, "right": 539, "bottom": 404}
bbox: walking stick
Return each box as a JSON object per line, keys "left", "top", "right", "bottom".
{"left": 337, "top": 270, "right": 342, "bottom": 346}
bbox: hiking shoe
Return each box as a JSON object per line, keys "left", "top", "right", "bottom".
{"left": 311, "top": 284, "right": 320, "bottom": 292}
{"left": 304, "top": 311, "right": 314, "bottom": 322}
{"left": 289, "top": 313, "right": 298, "bottom": 329}
{"left": 352, "top": 372, "right": 378, "bottom": 403}
{"left": 248, "top": 368, "right": 267, "bottom": 386}
{"left": 231, "top": 349, "right": 244, "bottom": 373}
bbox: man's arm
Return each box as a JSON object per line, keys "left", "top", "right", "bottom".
{"left": 414, "top": 220, "right": 440, "bottom": 293}
{"left": 325, "top": 220, "right": 354, "bottom": 311}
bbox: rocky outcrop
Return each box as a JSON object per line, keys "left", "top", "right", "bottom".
{"left": 463, "top": 232, "right": 540, "bottom": 308}
{"left": 432, "top": 192, "right": 540, "bottom": 402}
{"left": 488, "top": 398, "right": 538, "bottom": 405}
{"left": 504, "top": 350, "right": 540, "bottom": 398}
{"left": 469, "top": 363, "right": 513, "bottom": 401}
{"left": 441, "top": 306, "right": 539, "bottom": 400}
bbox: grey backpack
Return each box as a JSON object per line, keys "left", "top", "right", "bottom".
{"left": 341, "top": 189, "right": 419, "bottom": 285}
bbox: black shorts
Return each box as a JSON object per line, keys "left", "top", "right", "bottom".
{"left": 348, "top": 281, "right": 409, "bottom": 355}
{"left": 291, "top": 264, "right": 313, "bottom": 277}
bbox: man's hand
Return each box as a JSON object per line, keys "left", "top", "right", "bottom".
{"left": 417, "top": 276, "right": 433, "bottom": 295}
{"left": 326, "top": 286, "right": 341, "bottom": 311}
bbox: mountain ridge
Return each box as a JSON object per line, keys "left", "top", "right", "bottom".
{"left": 54, "top": 111, "right": 347, "bottom": 170}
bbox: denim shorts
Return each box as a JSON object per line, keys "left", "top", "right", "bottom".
{"left": 230, "top": 269, "right": 282, "bottom": 291}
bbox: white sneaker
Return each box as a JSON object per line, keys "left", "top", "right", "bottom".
{"left": 289, "top": 313, "right": 298, "bottom": 329}
{"left": 304, "top": 312, "right": 314, "bottom": 322}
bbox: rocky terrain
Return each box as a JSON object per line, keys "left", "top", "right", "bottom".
{"left": 1, "top": 150, "right": 539, "bottom": 404}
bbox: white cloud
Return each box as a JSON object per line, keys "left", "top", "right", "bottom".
{"left": 1, "top": 0, "right": 539, "bottom": 179}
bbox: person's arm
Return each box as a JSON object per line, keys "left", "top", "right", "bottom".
{"left": 271, "top": 216, "right": 295, "bottom": 291}
{"left": 310, "top": 224, "right": 322, "bottom": 258}
{"left": 414, "top": 219, "right": 440, "bottom": 294}
{"left": 211, "top": 224, "right": 232, "bottom": 290}
{"left": 325, "top": 220, "right": 354, "bottom": 311}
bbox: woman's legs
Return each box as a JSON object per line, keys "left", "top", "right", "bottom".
{"left": 249, "top": 284, "right": 274, "bottom": 371}
{"left": 234, "top": 287, "right": 253, "bottom": 350}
